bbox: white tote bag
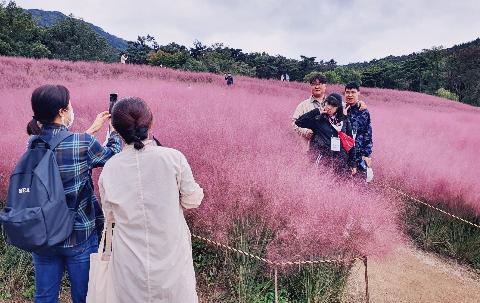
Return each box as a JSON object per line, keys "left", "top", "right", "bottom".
{"left": 86, "top": 221, "right": 117, "bottom": 303}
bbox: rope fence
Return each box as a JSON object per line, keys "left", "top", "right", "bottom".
{"left": 380, "top": 184, "right": 480, "bottom": 230}
{"left": 192, "top": 185, "right": 479, "bottom": 302}
{"left": 191, "top": 233, "right": 369, "bottom": 303}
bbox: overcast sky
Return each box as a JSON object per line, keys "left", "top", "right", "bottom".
{"left": 14, "top": 0, "right": 480, "bottom": 64}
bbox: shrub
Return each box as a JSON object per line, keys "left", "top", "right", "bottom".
{"left": 435, "top": 87, "right": 459, "bottom": 101}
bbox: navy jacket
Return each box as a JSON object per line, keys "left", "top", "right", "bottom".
{"left": 347, "top": 103, "right": 373, "bottom": 163}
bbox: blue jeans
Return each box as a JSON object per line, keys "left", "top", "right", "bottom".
{"left": 32, "top": 233, "right": 98, "bottom": 303}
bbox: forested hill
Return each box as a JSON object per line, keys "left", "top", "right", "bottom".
{"left": 346, "top": 38, "right": 480, "bottom": 69}
{"left": 336, "top": 38, "right": 480, "bottom": 106}
{"left": 27, "top": 9, "right": 128, "bottom": 50}
{"left": 24, "top": 10, "right": 480, "bottom": 106}
{"left": 1, "top": 1, "right": 478, "bottom": 106}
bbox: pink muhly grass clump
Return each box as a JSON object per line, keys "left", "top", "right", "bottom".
{"left": 2, "top": 56, "right": 478, "bottom": 262}
{"left": 0, "top": 57, "right": 401, "bottom": 261}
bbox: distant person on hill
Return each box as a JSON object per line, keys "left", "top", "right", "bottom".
{"left": 281, "top": 74, "right": 285, "bottom": 81}
{"left": 225, "top": 73, "right": 234, "bottom": 86}
{"left": 285, "top": 73, "right": 290, "bottom": 81}
{"left": 344, "top": 81, "right": 374, "bottom": 182}
{"left": 93, "top": 97, "right": 204, "bottom": 302}
{"left": 24, "top": 84, "right": 122, "bottom": 302}
{"left": 295, "top": 93, "right": 356, "bottom": 175}
{"left": 120, "top": 53, "right": 128, "bottom": 64}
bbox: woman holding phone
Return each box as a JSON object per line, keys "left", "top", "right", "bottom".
{"left": 25, "top": 84, "right": 122, "bottom": 303}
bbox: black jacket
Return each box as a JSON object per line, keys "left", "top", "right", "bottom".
{"left": 295, "top": 108, "right": 356, "bottom": 168}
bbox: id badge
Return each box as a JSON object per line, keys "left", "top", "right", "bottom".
{"left": 331, "top": 137, "right": 341, "bottom": 151}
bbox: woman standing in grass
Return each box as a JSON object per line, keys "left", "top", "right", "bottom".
{"left": 295, "top": 93, "right": 356, "bottom": 175}
{"left": 26, "top": 84, "right": 122, "bottom": 303}
{"left": 97, "top": 97, "right": 204, "bottom": 302}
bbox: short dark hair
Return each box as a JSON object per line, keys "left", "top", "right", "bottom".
{"left": 112, "top": 97, "right": 154, "bottom": 150}
{"left": 308, "top": 73, "right": 327, "bottom": 85}
{"left": 345, "top": 81, "right": 360, "bottom": 91}
{"left": 325, "top": 93, "right": 346, "bottom": 120}
{"left": 27, "top": 84, "right": 70, "bottom": 135}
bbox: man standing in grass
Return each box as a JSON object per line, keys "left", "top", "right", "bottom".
{"left": 120, "top": 53, "right": 128, "bottom": 64}
{"left": 292, "top": 73, "right": 328, "bottom": 151}
{"left": 225, "top": 73, "right": 234, "bottom": 86}
{"left": 344, "top": 81, "right": 374, "bottom": 182}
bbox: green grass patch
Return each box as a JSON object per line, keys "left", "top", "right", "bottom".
{"left": 402, "top": 199, "right": 480, "bottom": 271}
{"left": 0, "top": 232, "right": 35, "bottom": 301}
{"left": 192, "top": 215, "right": 351, "bottom": 302}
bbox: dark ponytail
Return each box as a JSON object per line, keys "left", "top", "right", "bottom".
{"left": 132, "top": 139, "right": 144, "bottom": 150}
{"left": 132, "top": 126, "right": 149, "bottom": 149}
{"left": 26, "top": 84, "right": 70, "bottom": 134}
{"left": 27, "top": 117, "right": 42, "bottom": 135}
{"left": 112, "top": 97, "right": 155, "bottom": 150}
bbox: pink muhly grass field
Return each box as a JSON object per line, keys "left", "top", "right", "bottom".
{"left": 362, "top": 88, "right": 480, "bottom": 213}
{"left": 0, "top": 56, "right": 477, "bottom": 261}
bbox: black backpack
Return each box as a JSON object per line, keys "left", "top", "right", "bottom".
{"left": 0, "top": 131, "right": 76, "bottom": 252}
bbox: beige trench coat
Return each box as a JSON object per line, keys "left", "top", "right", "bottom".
{"left": 98, "top": 141, "right": 204, "bottom": 303}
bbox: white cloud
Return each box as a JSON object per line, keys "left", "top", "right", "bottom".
{"left": 14, "top": 0, "right": 480, "bottom": 64}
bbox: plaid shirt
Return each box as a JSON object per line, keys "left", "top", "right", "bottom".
{"left": 36, "top": 123, "right": 122, "bottom": 247}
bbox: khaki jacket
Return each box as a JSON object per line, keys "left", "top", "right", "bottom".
{"left": 99, "top": 141, "right": 204, "bottom": 303}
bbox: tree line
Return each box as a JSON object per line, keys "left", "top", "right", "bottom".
{"left": 1, "top": 1, "right": 479, "bottom": 106}
{"left": 0, "top": 2, "right": 117, "bottom": 62}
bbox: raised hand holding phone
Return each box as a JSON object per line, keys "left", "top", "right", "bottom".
{"left": 86, "top": 111, "right": 111, "bottom": 135}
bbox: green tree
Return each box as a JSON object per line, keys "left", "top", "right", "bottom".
{"left": 446, "top": 47, "right": 480, "bottom": 106}
{"left": 420, "top": 46, "right": 445, "bottom": 93}
{"left": 0, "top": 1, "right": 49, "bottom": 58}
{"left": 324, "top": 70, "right": 341, "bottom": 83}
{"left": 247, "top": 52, "right": 278, "bottom": 79}
{"left": 298, "top": 55, "right": 319, "bottom": 77}
{"left": 435, "top": 88, "right": 459, "bottom": 101}
{"left": 124, "top": 35, "right": 157, "bottom": 64}
{"left": 303, "top": 71, "right": 326, "bottom": 83}
{"left": 339, "top": 67, "right": 362, "bottom": 84}
{"left": 42, "top": 15, "right": 117, "bottom": 62}
{"left": 360, "top": 61, "right": 401, "bottom": 88}
{"left": 28, "top": 41, "right": 51, "bottom": 58}
{"left": 201, "top": 50, "right": 254, "bottom": 75}
{"left": 148, "top": 49, "right": 190, "bottom": 69}
{"left": 189, "top": 39, "right": 207, "bottom": 59}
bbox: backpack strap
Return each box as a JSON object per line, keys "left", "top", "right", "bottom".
{"left": 28, "top": 131, "right": 73, "bottom": 150}
{"left": 48, "top": 130, "right": 74, "bottom": 150}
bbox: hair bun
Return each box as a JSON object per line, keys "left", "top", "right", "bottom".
{"left": 133, "top": 140, "right": 145, "bottom": 150}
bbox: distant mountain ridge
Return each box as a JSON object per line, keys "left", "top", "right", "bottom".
{"left": 27, "top": 9, "right": 128, "bottom": 50}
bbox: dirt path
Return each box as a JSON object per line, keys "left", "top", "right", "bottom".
{"left": 342, "top": 243, "right": 480, "bottom": 303}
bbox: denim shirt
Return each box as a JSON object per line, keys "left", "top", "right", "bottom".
{"left": 36, "top": 124, "right": 122, "bottom": 247}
